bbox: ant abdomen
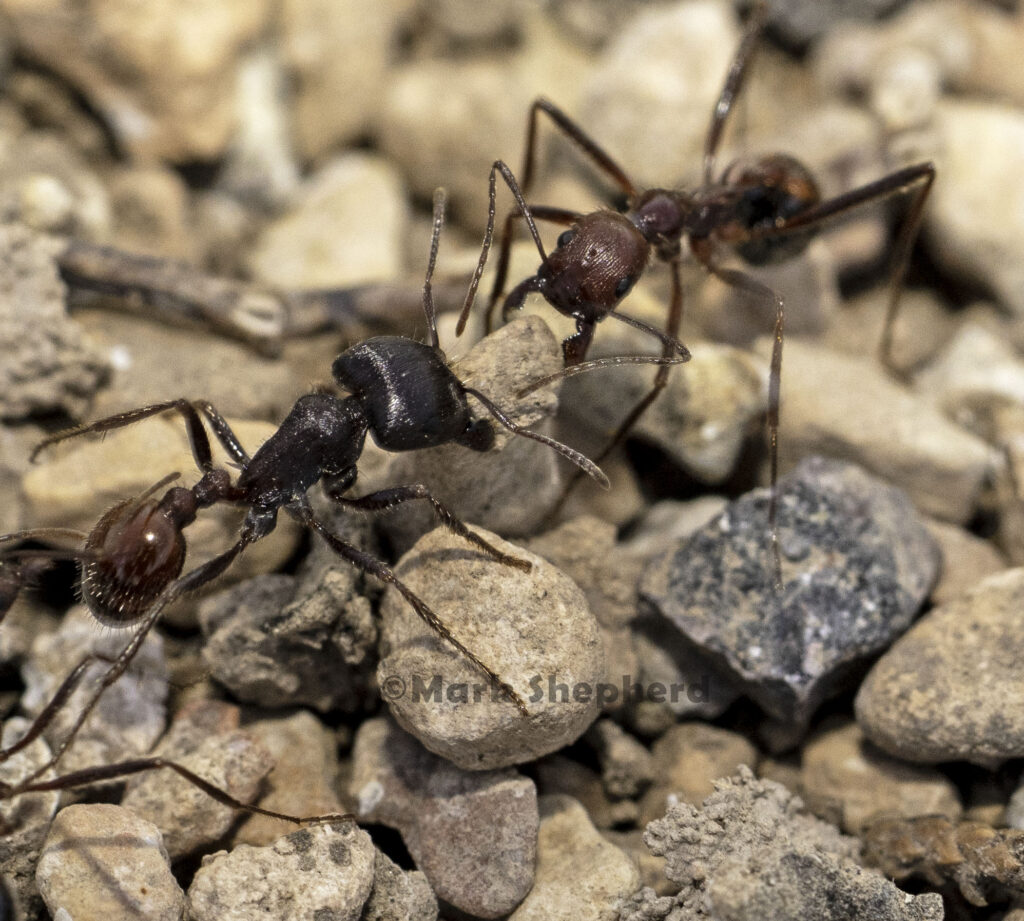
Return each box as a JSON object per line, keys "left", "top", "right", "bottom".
{"left": 719, "top": 154, "right": 821, "bottom": 265}
{"left": 81, "top": 498, "right": 186, "bottom": 627}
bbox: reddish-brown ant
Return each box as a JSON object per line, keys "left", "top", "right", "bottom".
{"left": 456, "top": 6, "right": 935, "bottom": 582}
{"left": 0, "top": 189, "right": 680, "bottom": 823}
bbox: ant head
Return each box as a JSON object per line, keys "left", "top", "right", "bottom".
{"left": 718, "top": 154, "right": 821, "bottom": 265}
{"left": 534, "top": 211, "right": 649, "bottom": 326}
{"left": 81, "top": 496, "right": 187, "bottom": 627}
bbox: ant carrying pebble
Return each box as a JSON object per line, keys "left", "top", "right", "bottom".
{"left": 456, "top": 5, "right": 935, "bottom": 582}
{"left": 0, "top": 189, "right": 682, "bottom": 821}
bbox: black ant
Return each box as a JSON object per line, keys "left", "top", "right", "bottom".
{"left": 455, "top": 6, "right": 935, "bottom": 580}
{"left": 0, "top": 189, "right": 680, "bottom": 823}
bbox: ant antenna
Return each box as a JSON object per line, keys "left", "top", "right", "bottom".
{"left": 515, "top": 354, "right": 690, "bottom": 398}
{"left": 462, "top": 386, "right": 611, "bottom": 490}
{"left": 422, "top": 188, "right": 446, "bottom": 350}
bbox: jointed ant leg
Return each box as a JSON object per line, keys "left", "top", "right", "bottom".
{"left": 31, "top": 398, "right": 253, "bottom": 473}
{"left": 7, "top": 757, "right": 354, "bottom": 827}
{"left": 327, "top": 484, "right": 531, "bottom": 572}
{"left": 761, "top": 161, "right": 935, "bottom": 375}
{"left": 521, "top": 98, "right": 637, "bottom": 200}
{"left": 695, "top": 243, "right": 785, "bottom": 593}
{"left": 31, "top": 399, "right": 215, "bottom": 469}
{"left": 702, "top": 3, "right": 769, "bottom": 184}
{"left": 192, "top": 401, "right": 252, "bottom": 466}
{"left": 541, "top": 258, "right": 689, "bottom": 522}
{"left": 295, "top": 502, "right": 529, "bottom": 715}
{"left": 456, "top": 161, "right": 555, "bottom": 337}
{"left": 485, "top": 96, "right": 639, "bottom": 333}
{"left": 421, "top": 188, "right": 447, "bottom": 350}
{"left": 7, "top": 536, "right": 252, "bottom": 791}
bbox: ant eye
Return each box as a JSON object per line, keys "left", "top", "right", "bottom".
{"left": 615, "top": 276, "right": 633, "bottom": 299}
{"left": 557, "top": 229, "right": 575, "bottom": 248}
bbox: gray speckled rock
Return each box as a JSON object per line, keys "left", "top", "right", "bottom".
{"left": 187, "top": 822, "right": 375, "bottom": 921}
{"left": 199, "top": 522, "right": 377, "bottom": 712}
{"left": 856, "top": 566, "right": 1024, "bottom": 767}
{"left": 350, "top": 717, "right": 537, "bottom": 920}
{"left": 121, "top": 700, "right": 273, "bottom": 860}
{"left": 622, "top": 767, "right": 943, "bottom": 921}
{"left": 361, "top": 849, "right": 439, "bottom": 921}
{"left": 378, "top": 523, "right": 604, "bottom": 770}
{"left": 36, "top": 804, "right": 184, "bottom": 921}
{"left": 640, "top": 457, "right": 939, "bottom": 729}
{"left": 508, "top": 794, "right": 640, "bottom": 921}
{"left": 0, "top": 223, "right": 107, "bottom": 420}
{"left": 21, "top": 605, "right": 167, "bottom": 776}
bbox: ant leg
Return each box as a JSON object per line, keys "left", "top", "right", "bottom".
{"left": 486, "top": 205, "right": 580, "bottom": 334}
{"left": 33, "top": 398, "right": 254, "bottom": 471}
{"left": 192, "top": 401, "right": 252, "bottom": 466}
{"left": 702, "top": 3, "right": 769, "bottom": 184}
{"left": 8, "top": 757, "right": 354, "bottom": 826}
{"left": 596, "top": 257, "right": 687, "bottom": 463}
{"left": 521, "top": 98, "right": 638, "bottom": 199}
{"left": 693, "top": 240, "right": 785, "bottom": 593}
{"left": 327, "top": 484, "right": 532, "bottom": 572}
{"left": 31, "top": 399, "right": 217, "bottom": 471}
{"left": 0, "top": 529, "right": 92, "bottom": 623}
{"left": 516, "top": 354, "right": 690, "bottom": 397}
{"left": 537, "top": 260, "right": 690, "bottom": 523}
{"left": 0, "top": 657, "right": 96, "bottom": 766}
{"left": 11, "top": 537, "right": 252, "bottom": 788}
{"left": 456, "top": 161, "right": 566, "bottom": 336}
{"left": 295, "top": 503, "right": 529, "bottom": 715}
{"left": 761, "top": 162, "right": 936, "bottom": 375}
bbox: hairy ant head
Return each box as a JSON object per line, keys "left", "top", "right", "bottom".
{"left": 82, "top": 495, "right": 188, "bottom": 627}
{"left": 717, "top": 154, "right": 821, "bottom": 264}
{"left": 533, "top": 211, "right": 649, "bottom": 327}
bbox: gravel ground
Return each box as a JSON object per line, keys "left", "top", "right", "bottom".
{"left": 2, "top": 1, "right": 1024, "bottom": 920}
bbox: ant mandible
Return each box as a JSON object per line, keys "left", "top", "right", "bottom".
{"left": 456, "top": 5, "right": 935, "bottom": 581}
{"left": 0, "top": 189, "right": 672, "bottom": 817}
